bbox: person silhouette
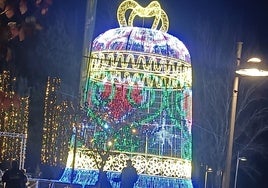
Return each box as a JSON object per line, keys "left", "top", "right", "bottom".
{"left": 95, "top": 170, "right": 112, "bottom": 188}
{"left": 1, "top": 160, "right": 27, "bottom": 188}
{"left": 120, "top": 159, "right": 138, "bottom": 188}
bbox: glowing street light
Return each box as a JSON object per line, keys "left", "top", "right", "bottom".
{"left": 234, "top": 152, "right": 247, "bottom": 188}
{"left": 204, "top": 165, "right": 213, "bottom": 188}
{"left": 222, "top": 42, "right": 268, "bottom": 188}
{"left": 236, "top": 57, "right": 268, "bottom": 77}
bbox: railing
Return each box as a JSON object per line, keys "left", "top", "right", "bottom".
{"left": 27, "top": 178, "right": 83, "bottom": 188}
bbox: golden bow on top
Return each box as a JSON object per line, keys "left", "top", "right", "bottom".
{"left": 117, "top": 0, "right": 169, "bottom": 32}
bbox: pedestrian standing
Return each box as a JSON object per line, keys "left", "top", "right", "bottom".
{"left": 120, "top": 159, "right": 138, "bottom": 188}
{"left": 1, "top": 160, "right": 27, "bottom": 188}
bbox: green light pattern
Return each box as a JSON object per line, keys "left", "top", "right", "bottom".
{"left": 83, "top": 71, "right": 192, "bottom": 159}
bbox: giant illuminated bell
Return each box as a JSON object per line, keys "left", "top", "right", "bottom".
{"left": 62, "top": 1, "right": 192, "bottom": 187}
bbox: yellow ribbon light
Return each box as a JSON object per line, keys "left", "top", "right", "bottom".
{"left": 117, "top": 0, "right": 169, "bottom": 32}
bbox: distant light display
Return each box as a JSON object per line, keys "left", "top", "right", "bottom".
{"left": 41, "top": 77, "right": 75, "bottom": 166}
{"left": 0, "top": 71, "right": 29, "bottom": 165}
{"left": 61, "top": 1, "right": 193, "bottom": 187}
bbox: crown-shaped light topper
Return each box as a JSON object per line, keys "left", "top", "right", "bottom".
{"left": 117, "top": 0, "right": 169, "bottom": 32}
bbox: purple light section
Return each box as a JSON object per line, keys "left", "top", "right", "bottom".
{"left": 92, "top": 27, "right": 191, "bottom": 63}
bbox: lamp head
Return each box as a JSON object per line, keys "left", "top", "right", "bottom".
{"left": 236, "top": 57, "right": 268, "bottom": 77}
{"left": 239, "top": 156, "right": 247, "bottom": 161}
{"left": 207, "top": 167, "right": 213, "bottom": 172}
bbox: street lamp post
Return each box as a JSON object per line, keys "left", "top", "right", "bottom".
{"left": 204, "top": 165, "right": 213, "bottom": 188}
{"left": 222, "top": 42, "right": 268, "bottom": 188}
{"left": 234, "top": 152, "right": 247, "bottom": 188}
{"left": 70, "top": 126, "right": 78, "bottom": 186}
{"left": 222, "top": 42, "right": 243, "bottom": 188}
